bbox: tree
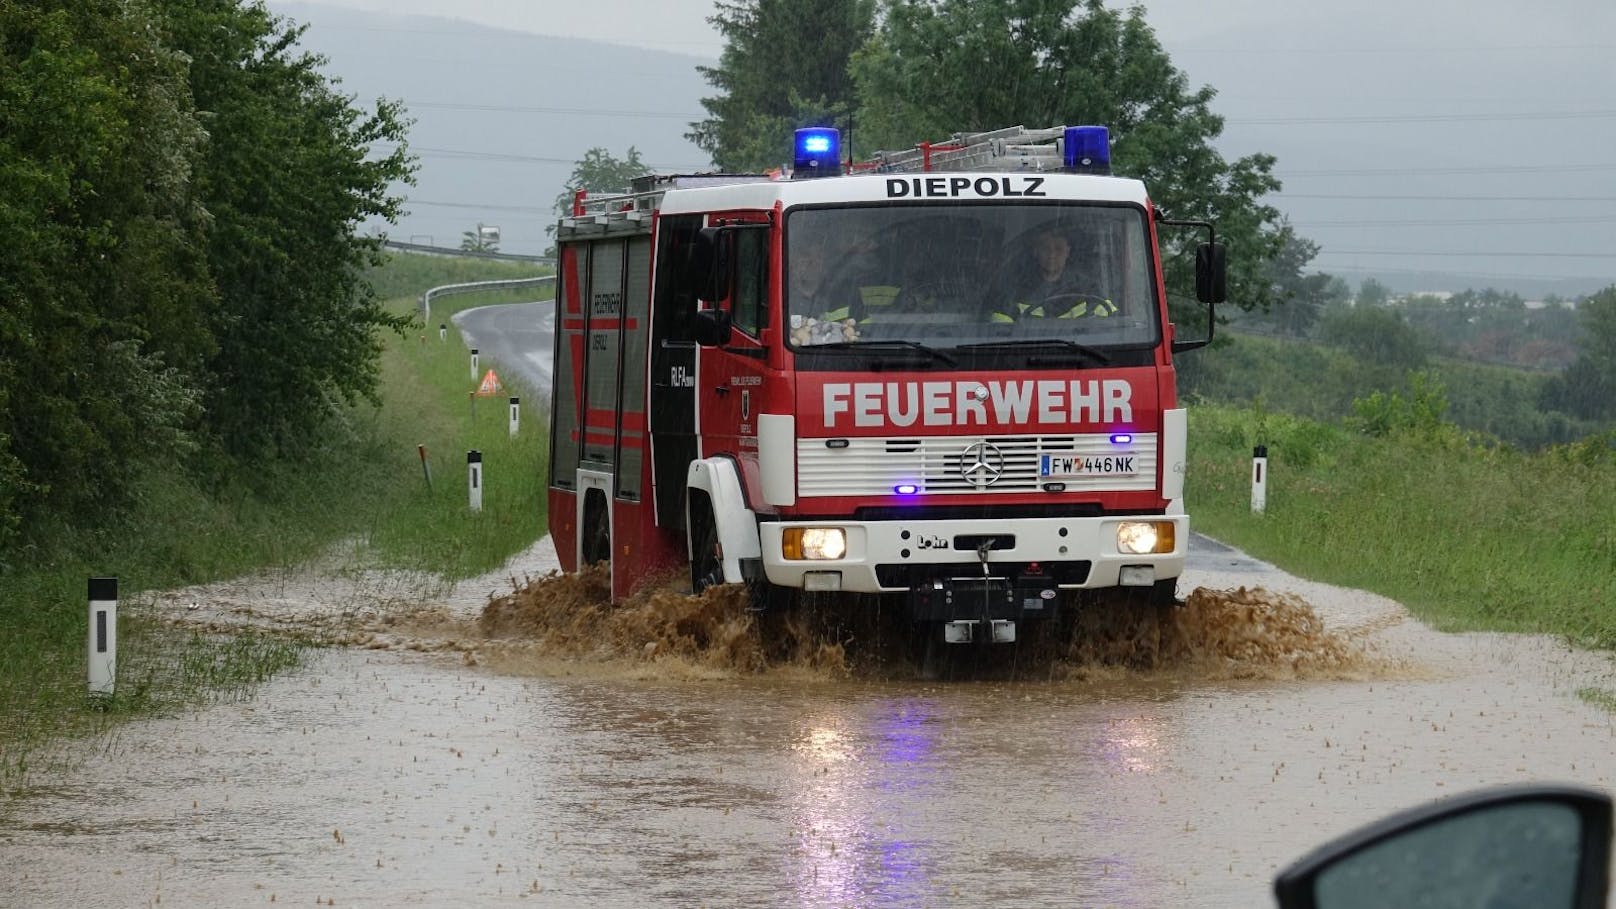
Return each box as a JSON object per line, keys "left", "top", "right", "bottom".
{"left": 0, "top": 0, "right": 213, "bottom": 543}
{"left": 1318, "top": 304, "right": 1430, "bottom": 371}
{"left": 461, "top": 226, "right": 500, "bottom": 252}
{"left": 849, "top": 0, "right": 1287, "bottom": 311}
{"left": 165, "top": 0, "right": 416, "bottom": 458}
{"left": 1541, "top": 286, "right": 1616, "bottom": 421}
{"left": 1261, "top": 229, "right": 1345, "bottom": 337}
{"left": 688, "top": 0, "right": 875, "bottom": 171}
{"left": 1356, "top": 277, "right": 1391, "bottom": 307}
{"left": 550, "top": 147, "right": 650, "bottom": 227}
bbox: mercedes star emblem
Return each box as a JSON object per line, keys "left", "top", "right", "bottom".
{"left": 959, "top": 441, "right": 1005, "bottom": 488}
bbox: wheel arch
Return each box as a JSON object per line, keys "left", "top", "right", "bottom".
{"left": 685, "top": 456, "right": 761, "bottom": 585}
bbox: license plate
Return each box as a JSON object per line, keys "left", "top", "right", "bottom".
{"left": 1040, "top": 453, "right": 1138, "bottom": 477}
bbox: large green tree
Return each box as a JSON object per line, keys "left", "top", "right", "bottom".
{"left": 688, "top": 0, "right": 875, "bottom": 171}
{"left": 164, "top": 0, "right": 415, "bottom": 459}
{"left": 0, "top": 0, "right": 212, "bottom": 546}
{"left": 0, "top": 0, "right": 415, "bottom": 550}
{"left": 851, "top": 0, "right": 1288, "bottom": 310}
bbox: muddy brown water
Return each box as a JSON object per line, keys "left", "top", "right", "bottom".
{"left": 3, "top": 535, "right": 1614, "bottom": 908}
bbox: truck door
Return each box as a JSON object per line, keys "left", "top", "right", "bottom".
{"left": 648, "top": 215, "right": 702, "bottom": 529}
{"left": 698, "top": 224, "right": 770, "bottom": 462}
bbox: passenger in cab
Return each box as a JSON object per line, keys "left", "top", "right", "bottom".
{"left": 788, "top": 236, "right": 864, "bottom": 345}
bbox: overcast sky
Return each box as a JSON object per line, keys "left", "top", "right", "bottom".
{"left": 280, "top": 0, "right": 1616, "bottom": 294}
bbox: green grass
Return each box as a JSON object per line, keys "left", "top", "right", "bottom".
{"left": 1179, "top": 330, "right": 1608, "bottom": 450}
{"left": 0, "top": 255, "right": 553, "bottom": 788}
{"left": 1186, "top": 402, "right": 1616, "bottom": 648}
{"left": 1578, "top": 688, "right": 1616, "bottom": 712}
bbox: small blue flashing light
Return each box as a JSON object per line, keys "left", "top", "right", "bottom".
{"left": 1110, "top": 433, "right": 1134, "bottom": 445}
{"left": 794, "top": 127, "right": 842, "bottom": 178}
{"left": 894, "top": 483, "right": 920, "bottom": 496}
{"left": 1063, "top": 125, "right": 1111, "bottom": 175}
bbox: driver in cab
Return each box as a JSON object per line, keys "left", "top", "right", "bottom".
{"left": 991, "top": 225, "right": 1117, "bottom": 323}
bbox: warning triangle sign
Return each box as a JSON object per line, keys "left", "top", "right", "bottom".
{"left": 476, "top": 369, "right": 503, "bottom": 396}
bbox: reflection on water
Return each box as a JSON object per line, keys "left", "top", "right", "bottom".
{"left": 787, "top": 698, "right": 943, "bottom": 906}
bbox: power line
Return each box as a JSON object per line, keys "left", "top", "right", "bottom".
{"left": 404, "top": 100, "right": 702, "bottom": 120}
{"left": 1279, "top": 192, "right": 1616, "bottom": 202}
{"left": 1296, "top": 215, "right": 1616, "bottom": 228}
{"left": 1318, "top": 249, "right": 1616, "bottom": 259}
{"left": 1277, "top": 162, "right": 1616, "bottom": 177}
{"left": 1304, "top": 262, "right": 1610, "bottom": 282}
{"left": 1173, "top": 43, "right": 1616, "bottom": 55}
{"left": 379, "top": 144, "right": 709, "bottom": 171}
{"left": 1233, "top": 109, "right": 1616, "bottom": 126}
{"left": 407, "top": 199, "right": 551, "bottom": 213}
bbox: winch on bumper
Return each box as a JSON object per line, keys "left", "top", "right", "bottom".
{"left": 758, "top": 515, "right": 1185, "bottom": 641}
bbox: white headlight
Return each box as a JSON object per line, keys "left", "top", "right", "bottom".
{"left": 801, "top": 527, "right": 847, "bottom": 560}
{"left": 1117, "top": 522, "right": 1160, "bottom": 555}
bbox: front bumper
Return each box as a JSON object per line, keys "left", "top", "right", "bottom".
{"left": 759, "top": 515, "right": 1186, "bottom": 595}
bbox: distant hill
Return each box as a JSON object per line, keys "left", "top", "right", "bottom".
{"left": 271, "top": 2, "right": 714, "bottom": 257}
{"left": 270, "top": 1, "right": 1616, "bottom": 298}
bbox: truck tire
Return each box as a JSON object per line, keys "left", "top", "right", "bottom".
{"left": 690, "top": 499, "right": 723, "bottom": 594}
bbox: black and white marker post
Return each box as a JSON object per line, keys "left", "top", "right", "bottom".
{"left": 508, "top": 396, "right": 520, "bottom": 438}
{"left": 439, "top": 323, "right": 447, "bottom": 341}
{"left": 1251, "top": 445, "right": 1269, "bottom": 514}
{"left": 470, "top": 348, "right": 480, "bottom": 381}
{"left": 468, "top": 449, "right": 483, "bottom": 512}
{"left": 88, "top": 576, "right": 117, "bottom": 700}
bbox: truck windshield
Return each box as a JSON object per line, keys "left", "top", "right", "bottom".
{"left": 785, "top": 203, "right": 1158, "bottom": 350}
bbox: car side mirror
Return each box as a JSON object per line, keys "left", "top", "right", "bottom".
{"left": 1274, "top": 784, "right": 1613, "bottom": 909}
{"left": 694, "top": 307, "right": 732, "bottom": 347}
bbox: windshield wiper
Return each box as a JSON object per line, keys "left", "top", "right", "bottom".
{"left": 955, "top": 338, "right": 1111, "bottom": 365}
{"left": 809, "top": 340, "right": 958, "bottom": 367}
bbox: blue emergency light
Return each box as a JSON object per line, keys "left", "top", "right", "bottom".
{"left": 1110, "top": 433, "right": 1133, "bottom": 445}
{"left": 1063, "top": 125, "right": 1111, "bottom": 175}
{"left": 793, "top": 127, "right": 842, "bottom": 178}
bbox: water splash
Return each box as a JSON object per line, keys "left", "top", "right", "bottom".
{"left": 470, "top": 569, "right": 1381, "bottom": 682}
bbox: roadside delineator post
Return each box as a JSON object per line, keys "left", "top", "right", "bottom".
{"left": 470, "top": 348, "right": 480, "bottom": 380}
{"left": 439, "top": 323, "right": 447, "bottom": 341}
{"left": 1251, "top": 444, "right": 1269, "bottom": 514}
{"left": 468, "top": 449, "right": 483, "bottom": 512}
{"left": 88, "top": 577, "right": 117, "bottom": 700}
{"left": 508, "top": 396, "right": 520, "bottom": 438}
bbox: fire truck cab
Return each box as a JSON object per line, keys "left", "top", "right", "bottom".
{"left": 548, "top": 125, "right": 1225, "bottom": 645}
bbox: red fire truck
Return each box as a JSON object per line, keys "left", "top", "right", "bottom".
{"left": 547, "top": 125, "right": 1225, "bottom": 645}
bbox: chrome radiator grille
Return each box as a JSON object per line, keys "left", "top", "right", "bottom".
{"left": 796, "top": 434, "right": 1158, "bottom": 496}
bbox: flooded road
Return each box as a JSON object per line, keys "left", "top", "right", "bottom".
{"left": 3, "top": 536, "right": 1614, "bottom": 908}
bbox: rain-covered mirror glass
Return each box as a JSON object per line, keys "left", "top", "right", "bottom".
{"left": 1311, "top": 801, "right": 1584, "bottom": 909}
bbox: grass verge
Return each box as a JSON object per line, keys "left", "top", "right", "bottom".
{"left": 1186, "top": 402, "right": 1616, "bottom": 648}
{"left": 1, "top": 257, "right": 553, "bottom": 789}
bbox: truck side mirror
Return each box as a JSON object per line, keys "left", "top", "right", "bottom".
{"left": 694, "top": 307, "right": 732, "bottom": 347}
{"left": 1195, "top": 241, "right": 1227, "bottom": 305}
{"left": 1274, "top": 784, "right": 1613, "bottom": 909}
{"left": 694, "top": 226, "right": 729, "bottom": 303}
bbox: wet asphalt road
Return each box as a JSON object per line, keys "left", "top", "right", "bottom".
{"left": 3, "top": 534, "right": 1613, "bottom": 908}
